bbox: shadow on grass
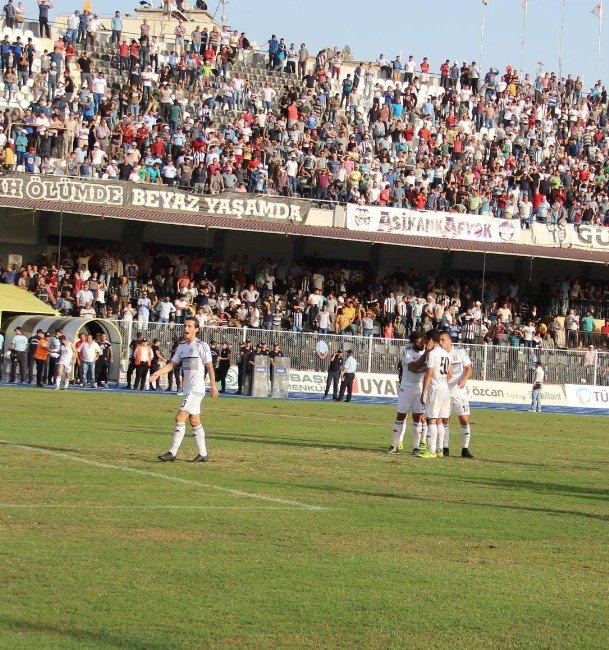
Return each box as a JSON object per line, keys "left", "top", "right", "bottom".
{"left": 452, "top": 476, "right": 609, "bottom": 501}
{"left": 211, "top": 432, "right": 375, "bottom": 453}
{"left": 254, "top": 479, "right": 609, "bottom": 523}
{"left": 0, "top": 616, "right": 169, "bottom": 650}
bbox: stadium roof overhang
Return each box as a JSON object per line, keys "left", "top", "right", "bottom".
{"left": 1, "top": 195, "right": 608, "bottom": 266}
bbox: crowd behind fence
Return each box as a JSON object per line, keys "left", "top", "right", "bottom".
{"left": 114, "top": 320, "right": 609, "bottom": 387}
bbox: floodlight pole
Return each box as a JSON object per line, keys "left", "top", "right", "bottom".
{"left": 558, "top": 0, "right": 566, "bottom": 82}
{"left": 480, "top": 1, "right": 486, "bottom": 70}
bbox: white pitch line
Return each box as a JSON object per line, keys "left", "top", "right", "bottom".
{"left": 0, "top": 503, "right": 304, "bottom": 511}
{"left": 1, "top": 442, "right": 325, "bottom": 512}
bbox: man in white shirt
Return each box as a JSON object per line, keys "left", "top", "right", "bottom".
{"left": 388, "top": 331, "right": 429, "bottom": 455}
{"left": 157, "top": 295, "right": 176, "bottom": 323}
{"left": 420, "top": 331, "right": 452, "bottom": 458}
{"left": 531, "top": 361, "right": 545, "bottom": 412}
{"left": 439, "top": 332, "right": 474, "bottom": 458}
{"left": 76, "top": 282, "right": 94, "bottom": 309}
{"left": 80, "top": 334, "right": 102, "bottom": 388}
{"left": 151, "top": 317, "right": 219, "bottom": 462}
{"left": 137, "top": 292, "right": 152, "bottom": 329}
{"left": 338, "top": 349, "right": 357, "bottom": 402}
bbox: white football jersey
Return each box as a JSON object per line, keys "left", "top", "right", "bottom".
{"left": 447, "top": 347, "right": 472, "bottom": 391}
{"left": 399, "top": 347, "right": 425, "bottom": 390}
{"left": 426, "top": 346, "right": 451, "bottom": 390}
{"left": 172, "top": 339, "right": 212, "bottom": 395}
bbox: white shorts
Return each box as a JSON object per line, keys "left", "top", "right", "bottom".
{"left": 450, "top": 392, "right": 470, "bottom": 417}
{"left": 396, "top": 387, "right": 424, "bottom": 415}
{"left": 179, "top": 392, "right": 204, "bottom": 415}
{"left": 425, "top": 388, "right": 451, "bottom": 420}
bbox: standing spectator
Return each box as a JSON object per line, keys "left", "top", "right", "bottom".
{"left": 338, "top": 349, "right": 357, "bottom": 402}
{"left": 37, "top": 0, "right": 51, "bottom": 39}
{"left": 149, "top": 338, "right": 165, "bottom": 391}
{"left": 216, "top": 341, "right": 231, "bottom": 393}
{"left": 323, "top": 348, "right": 343, "bottom": 400}
{"left": 47, "top": 329, "right": 62, "bottom": 385}
{"left": 565, "top": 309, "right": 580, "bottom": 348}
{"left": 9, "top": 326, "right": 27, "bottom": 383}
{"left": 33, "top": 331, "right": 50, "bottom": 387}
{"left": 134, "top": 338, "right": 153, "bottom": 391}
{"left": 3, "top": 0, "right": 16, "bottom": 29}
{"left": 27, "top": 328, "right": 42, "bottom": 384}
{"left": 111, "top": 11, "right": 123, "bottom": 44}
{"left": 530, "top": 361, "right": 545, "bottom": 413}
{"left": 80, "top": 333, "right": 101, "bottom": 388}
{"left": 137, "top": 290, "right": 152, "bottom": 330}
{"left": 96, "top": 332, "right": 113, "bottom": 387}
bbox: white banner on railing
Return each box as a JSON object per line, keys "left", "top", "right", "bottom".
{"left": 346, "top": 204, "right": 521, "bottom": 244}
{"left": 532, "top": 222, "right": 609, "bottom": 251}
{"left": 284, "top": 372, "right": 568, "bottom": 406}
{"left": 565, "top": 384, "right": 609, "bottom": 408}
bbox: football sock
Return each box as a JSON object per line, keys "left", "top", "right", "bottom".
{"left": 392, "top": 419, "right": 405, "bottom": 448}
{"left": 436, "top": 423, "right": 445, "bottom": 453}
{"left": 397, "top": 418, "right": 407, "bottom": 446}
{"left": 444, "top": 425, "right": 450, "bottom": 449}
{"left": 427, "top": 424, "right": 437, "bottom": 455}
{"left": 169, "top": 422, "right": 186, "bottom": 456}
{"left": 412, "top": 421, "right": 423, "bottom": 450}
{"left": 461, "top": 424, "right": 471, "bottom": 449}
{"left": 192, "top": 425, "right": 207, "bottom": 456}
{"left": 55, "top": 375, "right": 61, "bottom": 388}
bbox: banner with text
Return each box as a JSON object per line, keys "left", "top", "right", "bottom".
{"left": 565, "top": 384, "right": 609, "bottom": 408}
{"left": 346, "top": 204, "right": 521, "bottom": 244}
{"left": 0, "top": 174, "right": 311, "bottom": 224}
{"left": 532, "top": 222, "right": 609, "bottom": 252}
{"left": 285, "top": 372, "right": 568, "bottom": 406}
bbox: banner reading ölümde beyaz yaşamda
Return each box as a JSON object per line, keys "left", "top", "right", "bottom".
{"left": 346, "top": 204, "right": 521, "bottom": 244}
{"left": 0, "top": 174, "right": 310, "bottom": 224}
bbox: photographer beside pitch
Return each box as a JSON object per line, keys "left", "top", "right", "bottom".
{"left": 150, "top": 316, "right": 219, "bottom": 463}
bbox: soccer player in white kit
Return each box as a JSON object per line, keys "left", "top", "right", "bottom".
{"left": 150, "top": 317, "right": 219, "bottom": 462}
{"left": 420, "top": 331, "right": 452, "bottom": 459}
{"left": 54, "top": 335, "right": 75, "bottom": 390}
{"left": 387, "top": 331, "right": 430, "bottom": 455}
{"left": 439, "top": 332, "right": 474, "bottom": 458}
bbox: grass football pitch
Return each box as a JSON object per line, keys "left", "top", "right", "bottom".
{"left": 0, "top": 389, "right": 608, "bottom": 649}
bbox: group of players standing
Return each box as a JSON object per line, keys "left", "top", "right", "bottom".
{"left": 390, "top": 330, "right": 474, "bottom": 459}
{"left": 151, "top": 316, "right": 475, "bottom": 463}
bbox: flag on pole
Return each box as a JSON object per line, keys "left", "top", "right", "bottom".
{"left": 482, "top": 0, "right": 490, "bottom": 5}
{"left": 521, "top": 0, "right": 528, "bottom": 10}
{"left": 592, "top": 2, "right": 603, "bottom": 20}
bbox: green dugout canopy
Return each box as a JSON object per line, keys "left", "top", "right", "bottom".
{"left": 0, "top": 284, "right": 57, "bottom": 326}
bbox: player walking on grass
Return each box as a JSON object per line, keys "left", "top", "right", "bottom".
{"left": 439, "top": 332, "right": 475, "bottom": 458}
{"left": 387, "top": 331, "right": 430, "bottom": 455}
{"left": 150, "top": 316, "right": 219, "bottom": 463}
{"left": 420, "top": 331, "right": 452, "bottom": 459}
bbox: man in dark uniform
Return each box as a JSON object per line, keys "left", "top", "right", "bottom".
{"left": 269, "top": 342, "right": 284, "bottom": 383}
{"left": 323, "top": 348, "right": 343, "bottom": 400}
{"left": 96, "top": 332, "right": 113, "bottom": 387}
{"left": 166, "top": 336, "right": 183, "bottom": 393}
{"left": 149, "top": 338, "right": 164, "bottom": 390}
{"left": 217, "top": 341, "right": 231, "bottom": 393}
{"left": 237, "top": 338, "right": 252, "bottom": 394}
{"left": 28, "top": 328, "right": 42, "bottom": 384}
